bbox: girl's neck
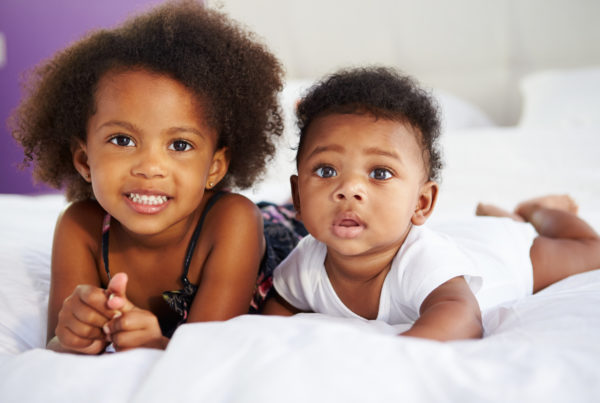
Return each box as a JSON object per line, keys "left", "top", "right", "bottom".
{"left": 110, "top": 206, "right": 202, "bottom": 251}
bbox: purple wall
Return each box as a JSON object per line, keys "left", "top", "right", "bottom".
{"left": 0, "top": 0, "right": 163, "bottom": 194}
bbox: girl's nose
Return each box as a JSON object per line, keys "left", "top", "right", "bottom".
{"left": 131, "top": 147, "right": 167, "bottom": 179}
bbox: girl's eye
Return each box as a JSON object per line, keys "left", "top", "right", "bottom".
{"left": 110, "top": 135, "right": 135, "bottom": 147}
{"left": 369, "top": 168, "right": 393, "bottom": 180}
{"left": 315, "top": 166, "right": 337, "bottom": 178}
{"left": 169, "top": 140, "right": 193, "bottom": 152}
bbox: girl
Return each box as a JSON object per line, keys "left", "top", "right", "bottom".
{"left": 263, "top": 67, "right": 600, "bottom": 341}
{"left": 11, "top": 2, "right": 305, "bottom": 353}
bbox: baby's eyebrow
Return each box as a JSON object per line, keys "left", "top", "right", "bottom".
{"left": 305, "top": 144, "right": 344, "bottom": 159}
{"left": 364, "top": 147, "right": 400, "bottom": 160}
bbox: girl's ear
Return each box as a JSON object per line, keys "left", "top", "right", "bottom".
{"left": 290, "top": 175, "right": 302, "bottom": 220}
{"left": 72, "top": 140, "right": 92, "bottom": 182}
{"left": 206, "top": 147, "right": 230, "bottom": 189}
{"left": 411, "top": 181, "right": 439, "bottom": 225}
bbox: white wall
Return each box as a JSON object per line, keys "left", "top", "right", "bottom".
{"left": 208, "top": 0, "right": 600, "bottom": 125}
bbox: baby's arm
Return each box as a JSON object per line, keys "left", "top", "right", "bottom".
{"left": 262, "top": 290, "right": 303, "bottom": 316}
{"left": 401, "top": 276, "right": 482, "bottom": 341}
{"left": 47, "top": 202, "right": 117, "bottom": 354}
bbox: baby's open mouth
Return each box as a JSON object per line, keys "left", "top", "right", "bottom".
{"left": 339, "top": 219, "right": 360, "bottom": 227}
{"left": 128, "top": 193, "right": 168, "bottom": 205}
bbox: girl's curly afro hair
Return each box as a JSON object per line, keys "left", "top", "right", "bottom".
{"left": 296, "top": 66, "right": 443, "bottom": 182}
{"left": 10, "top": 1, "right": 284, "bottom": 201}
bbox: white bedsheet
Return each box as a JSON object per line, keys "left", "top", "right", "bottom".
{"left": 1, "top": 125, "right": 599, "bottom": 402}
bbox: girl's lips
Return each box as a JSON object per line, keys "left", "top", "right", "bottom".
{"left": 127, "top": 192, "right": 169, "bottom": 205}
{"left": 125, "top": 192, "right": 170, "bottom": 214}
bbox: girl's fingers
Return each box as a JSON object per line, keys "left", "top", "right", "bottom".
{"left": 105, "top": 273, "right": 135, "bottom": 312}
{"left": 57, "top": 306, "right": 107, "bottom": 340}
{"left": 103, "top": 310, "right": 163, "bottom": 350}
{"left": 104, "top": 309, "right": 159, "bottom": 333}
{"left": 73, "top": 284, "right": 119, "bottom": 319}
{"left": 55, "top": 323, "right": 108, "bottom": 353}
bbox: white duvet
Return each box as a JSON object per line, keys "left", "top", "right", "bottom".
{"left": 1, "top": 125, "right": 599, "bottom": 402}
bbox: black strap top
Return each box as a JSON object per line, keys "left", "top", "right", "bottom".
{"left": 101, "top": 191, "right": 226, "bottom": 337}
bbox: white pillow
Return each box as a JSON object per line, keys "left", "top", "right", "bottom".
{"left": 0, "top": 194, "right": 66, "bottom": 354}
{"left": 432, "top": 89, "right": 495, "bottom": 132}
{"left": 518, "top": 67, "right": 600, "bottom": 129}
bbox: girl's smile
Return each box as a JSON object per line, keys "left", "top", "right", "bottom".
{"left": 73, "top": 68, "right": 228, "bottom": 238}
{"left": 125, "top": 191, "right": 171, "bottom": 214}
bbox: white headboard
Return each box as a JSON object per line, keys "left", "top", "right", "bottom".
{"left": 208, "top": 0, "right": 600, "bottom": 126}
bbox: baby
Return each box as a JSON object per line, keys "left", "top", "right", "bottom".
{"left": 263, "top": 67, "right": 600, "bottom": 341}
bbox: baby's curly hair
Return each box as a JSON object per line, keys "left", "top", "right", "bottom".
{"left": 296, "top": 67, "right": 443, "bottom": 181}
{"left": 10, "top": 1, "right": 284, "bottom": 201}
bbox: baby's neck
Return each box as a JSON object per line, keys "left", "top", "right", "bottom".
{"left": 324, "top": 247, "right": 398, "bottom": 320}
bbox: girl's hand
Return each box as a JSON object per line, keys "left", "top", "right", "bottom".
{"left": 103, "top": 273, "right": 169, "bottom": 351}
{"left": 53, "top": 284, "right": 116, "bottom": 354}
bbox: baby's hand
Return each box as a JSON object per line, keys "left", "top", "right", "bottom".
{"left": 54, "top": 284, "right": 117, "bottom": 354}
{"left": 103, "top": 273, "right": 167, "bottom": 351}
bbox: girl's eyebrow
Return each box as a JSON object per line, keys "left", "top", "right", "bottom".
{"left": 166, "top": 126, "right": 205, "bottom": 138}
{"left": 97, "top": 120, "right": 204, "bottom": 138}
{"left": 97, "top": 120, "right": 141, "bottom": 133}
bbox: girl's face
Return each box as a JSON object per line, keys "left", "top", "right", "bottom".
{"left": 74, "top": 69, "right": 228, "bottom": 236}
{"left": 292, "top": 113, "right": 437, "bottom": 259}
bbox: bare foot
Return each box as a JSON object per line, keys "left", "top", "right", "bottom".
{"left": 514, "top": 194, "right": 578, "bottom": 219}
{"left": 476, "top": 203, "right": 524, "bottom": 221}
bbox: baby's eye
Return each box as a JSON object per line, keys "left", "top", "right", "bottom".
{"left": 315, "top": 166, "right": 337, "bottom": 178}
{"left": 169, "top": 140, "right": 193, "bottom": 152}
{"left": 110, "top": 135, "right": 135, "bottom": 147}
{"left": 369, "top": 168, "right": 393, "bottom": 180}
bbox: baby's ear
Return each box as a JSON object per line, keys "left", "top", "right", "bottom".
{"left": 71, "top": 140, "right": 91, "bottom": 182}
{"left": 290, "top": 175, "right": 302, "bottom": 220}
{"left": 411, "top": 181, "right": 438, "bottom": 225}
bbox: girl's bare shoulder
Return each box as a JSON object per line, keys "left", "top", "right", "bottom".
{"left": 209, "top": 192, "right": 262, "bottom": 227}
{"left": 55, "top": 199, "right": 106, "bottom": 243}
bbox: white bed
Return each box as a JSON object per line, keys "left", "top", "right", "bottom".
{"left": 1, "top": 66, "right": 600, "bottom": 402}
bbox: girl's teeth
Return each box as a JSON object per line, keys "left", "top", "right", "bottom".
{"left": 129, "top": 193, "right": 168, "bottom": 205}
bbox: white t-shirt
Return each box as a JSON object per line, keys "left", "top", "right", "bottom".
{"left": 272, "top": 217, "right": 537, "bottom": 325}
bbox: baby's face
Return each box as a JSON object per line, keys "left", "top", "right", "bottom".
{"left": 293, "top": 113, "right": 436, "bottom": 259}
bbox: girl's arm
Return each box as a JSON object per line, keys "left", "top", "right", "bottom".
{"left": 401, "top": 276, "right": 482, "bottom": 341}
{"left": 47, "top": 201, "right": 117, "bottom": 354}
{"left": 187, "top": 194, "right": 268, "bottom": 321}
